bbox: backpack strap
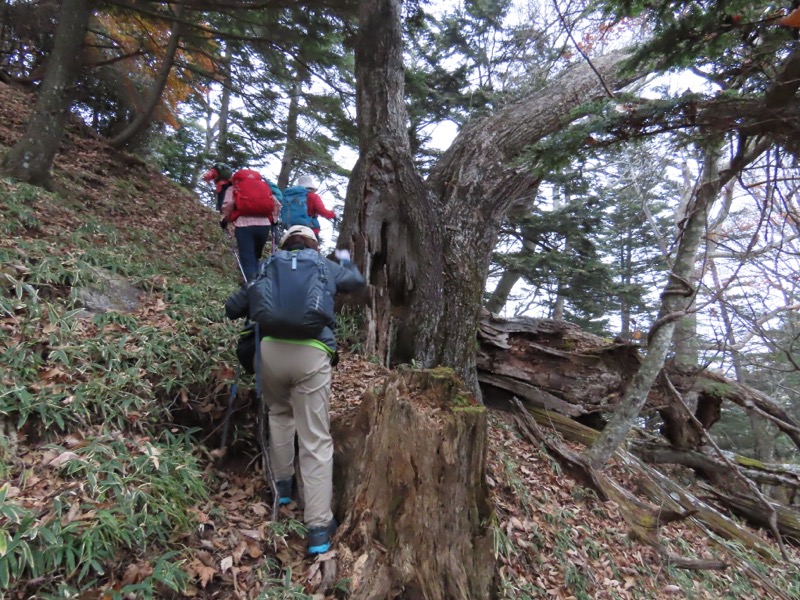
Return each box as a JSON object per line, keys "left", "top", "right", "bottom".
{"left": 317, "top": 253, "right": 328, "bottom": 284}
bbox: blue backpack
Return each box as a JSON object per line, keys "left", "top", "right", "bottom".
{"left": 247, "top": 249, "right": 333, "bottom": 339}
{"left": 281, "top": 186, "right": 319, "bottom": 229}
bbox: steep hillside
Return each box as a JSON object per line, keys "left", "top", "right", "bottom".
{"left": 1, "top": 81, "right": 797, "bottom": 599}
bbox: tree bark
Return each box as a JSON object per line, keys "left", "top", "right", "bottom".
{"left": 1, "top": 0, "right": 93, "bottom": 189}
{"left": 342, "top": 7, "right": 640, "bottom": 390}
{"left": 425, "top": 52, "right": 639, "bottom": 393}
{"left": 277, "top": 62, "right": 308, "bottom": 189}
{"left": 485, "top": 270, "right": 521, "bottom": 315}
{"left": 217, "top": 41, "right": 232, "bottom": 159}
{"left": 340, "top": 0, "right": 444, "bottom": 368}
{"left": 332, "top": 367, "right": 495, "bottom": 599}
{"left": 475, "top": 310, "right": 800, "bottom": 456}
{"left": 107, "top": 3, "right": 185, "bottom": 150}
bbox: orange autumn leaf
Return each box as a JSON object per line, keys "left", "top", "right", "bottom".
{"left": 778, "top": 7, "right": 800, "bottom": 28}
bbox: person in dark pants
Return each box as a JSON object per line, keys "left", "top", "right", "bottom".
{"left": 220, "top": 170, "right": 282, "bottom": 281}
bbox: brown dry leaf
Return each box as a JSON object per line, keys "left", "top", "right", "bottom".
{"left": 306, "top": 561, "right": 322, "bottom": 590}
{"left": 220, "top": 555, "right": 233, "bottom": 573}
{"left": 239, "top": 528, "right": 263, "bottom": 541}
{"left": 246, "top": 540, "right": 263, "bottom": 559}
{"left": 121, "top": 561, "right": 153, "bottom": 586}
{"left": 48, "top": 451, "right": 81, "bottom": 468}
{"left": 232, "top": 541, "right": 247, "bottom": 564}
{"left": 779, "top": 7, "right": 800, "bottom": 27}
{"left": 41, "top": 367, "right": 68, "bottom": 381}
{"left": 61, "top": 502, "right": 81, "bottom": 525}
{"left": 197, "top": 565, "right": 216, "bottom": 588}
{"left": 195, "top": 549, "right": 215, "bottom": 567}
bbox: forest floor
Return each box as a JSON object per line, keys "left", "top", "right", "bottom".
{"left": 0, "top": 80, "right": 797, "bottom": 600}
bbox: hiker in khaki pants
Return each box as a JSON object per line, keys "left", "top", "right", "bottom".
{"left": 225, "top": 225, "right": 365, "bottom": 554}
{"left": 259, "top": 342, "right": 334, "bottom": 542}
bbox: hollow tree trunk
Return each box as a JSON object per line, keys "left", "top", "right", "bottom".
{"left": 340, "top": 0, "right": 444, "bottom": 368}
{"left": 339, "top": 0, "right": 641, "bottom": 389}
{"left": 332, "top": 367, "right": 494, "bottom": 599}
{"left": 1, "top": 0, "right": 93, "bottom": 189}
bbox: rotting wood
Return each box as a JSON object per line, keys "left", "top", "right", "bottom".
{"left": 517, "top": 402, "right": 783, "bottom": 560}
{"left": 511, "top": 398, "right": 727, "bottom": 571}
{"left": 478, "top": 312, "right": 800, "bottom": 455}
{"left": 332, "top": 367, "right": 495, "bottom": 600}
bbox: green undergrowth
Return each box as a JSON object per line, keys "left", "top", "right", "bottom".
{"left": 0, "top": 177, "right": 240, "bottom": 597}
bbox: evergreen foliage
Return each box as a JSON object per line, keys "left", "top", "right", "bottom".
{"left": 603, "top": 0, "right": 791, "bottom": 86}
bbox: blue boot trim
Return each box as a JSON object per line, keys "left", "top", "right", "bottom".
{"left": 307, "top": 518, "right": 337, "bottom": 555}
{"left": 307, "top": 541, "right": 331, "bottom": 554}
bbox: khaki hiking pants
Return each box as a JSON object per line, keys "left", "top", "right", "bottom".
{"left": 259, "top": 340, "right": 333, "bottom": 529}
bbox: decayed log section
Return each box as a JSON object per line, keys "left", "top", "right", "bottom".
{"left": 511, "top": 399, "right": 728, "bottom": 571}
{"left": 331, "top": 367, "right": 495, "bottom": 600}
{"left": 516, "top": 403, "right": 796, "bottom": 599}
{"left": 700, "top": 483, "right": 800, "bottom": 543}
{"left": 478, "top": 311, "right": 800, "bottom": 454}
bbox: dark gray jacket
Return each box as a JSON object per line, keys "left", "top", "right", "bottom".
{"left": 225, "top": 250, "right": 365, "bottom": 352}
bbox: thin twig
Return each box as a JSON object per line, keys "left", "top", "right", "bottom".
{"left": 552, "top": 0, "right": 615, "bottom": 99}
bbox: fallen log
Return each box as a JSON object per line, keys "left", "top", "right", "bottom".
{"left": 514, "top": 401, "right": 795, "bottom": 599}
{"left": 700, "top": 483, "right": 800, "bottom": 543}
{"left": 519, "top": 403, "right": 784, "bottom": 559}
{"left": 478, "top": 311, "right": 800, "bottom": 454}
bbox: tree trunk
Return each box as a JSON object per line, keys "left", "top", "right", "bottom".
{"left": 485, "top": 189, "right": 541, "bottom": 316}
{"left": 1, "top": 0, "right": 92, "bottom": 189}
{"left": 107, "top": 3, "right": 184, "bottom": 150}
{"left": 332, "top": 367, "right": 495, "bottom": 599}
{"left": 485, "top": 270, "right": 520, "bottom": 315}
{"left": 277, "top": 63, "right": 308, "bottom": 189}
{"left": 671, "top": 164, "right": 701, "bottom": 368}
{"left": 340, "top": 0, "right": 444, "bottom": 368}
{"left": 341, "top": 4, "right": 640, "bottom": 390}
{"left": 217, "top": 42, "right": 232, "bottom": 159}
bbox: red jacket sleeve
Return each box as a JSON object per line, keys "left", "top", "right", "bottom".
{"left": 306, "top": 192, "right": 336, "bottom": 220}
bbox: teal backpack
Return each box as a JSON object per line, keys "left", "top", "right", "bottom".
{"left": 281, "top": 186, "right": 319, "bottom": 229}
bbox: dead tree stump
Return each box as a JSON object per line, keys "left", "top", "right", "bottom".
{"left": 332, "top": 366, "right": 495, "bottom": 600}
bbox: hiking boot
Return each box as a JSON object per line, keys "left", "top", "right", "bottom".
{"left": 307, "top": 518, "right": 337, "bottom": 555}
{"left": 275, "top": 478, "right": 292, "bottom": 505}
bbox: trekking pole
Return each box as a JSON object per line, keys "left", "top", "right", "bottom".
{"left": 254, "top": 321, "right": 281, "bottom": 521}
{"left": 270, "top": 223, "right": 279, "bottom": 255}
{"left": 219, "top": 363, "right": 239, "bottom": 452}
{"left": 225, "top": 228, "right": 247, "bottom": 282}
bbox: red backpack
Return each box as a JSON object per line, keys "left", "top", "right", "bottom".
{"left": 230, "top": 169, "right": 275, "bottom": 222}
